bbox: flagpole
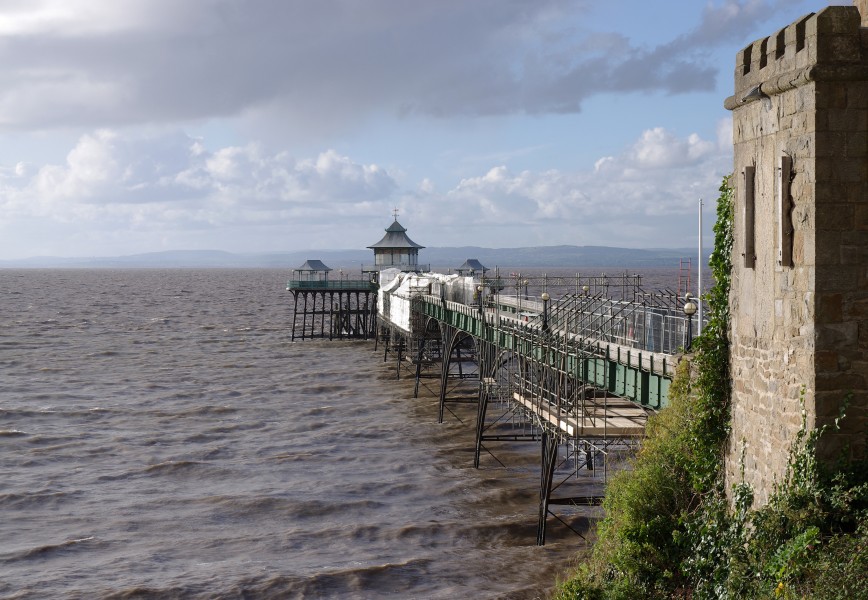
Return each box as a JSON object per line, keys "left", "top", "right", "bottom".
{"left": 698, "top": 197, "right": 703, "bottom": 334}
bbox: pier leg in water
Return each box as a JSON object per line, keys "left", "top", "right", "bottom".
{"left": 473, "top": 342, "right": 497, "bottom": 468}
{"left": 396, "top": 337, "right": 403, "bottom": 380}
{"left": 413, "top": 338, "right": 425, "bottom": 397}
{"left": 438, "top": 354, "right": 449, "bottom": 424}
{"left": 438, "top": 328, "right": 457, "bottom": 423}
{"left": 537, "top": 431, "right": 558, "bottom": 546}
{"left": 474, "top": 381, "right": 489, "bottom": 468}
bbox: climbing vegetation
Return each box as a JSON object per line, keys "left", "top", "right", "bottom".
{"left": 553, "top": 176, "right": 868, "bottom": 599}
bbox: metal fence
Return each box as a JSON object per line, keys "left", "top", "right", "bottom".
{"left": 286, "top": 279, "right": 377, "bottom": 291}
{"left": 496, "top": 292, "right": 703, "bottom": 355}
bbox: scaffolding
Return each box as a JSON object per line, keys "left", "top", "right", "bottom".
{"left": 372, "top": 268, "right": 691, "bottom": 545}
{"left": 472, "top": 301, "right": 649, "bottom": 543}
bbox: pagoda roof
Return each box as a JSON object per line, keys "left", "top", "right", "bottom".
{"left": 367, "top": 219, "right": 425, "bottom": 250}
{"left": 295, "top": 259, "right": 332, "bottom": 272}
{"left": 457, "top": 259, "right": 487, "bottom": 272}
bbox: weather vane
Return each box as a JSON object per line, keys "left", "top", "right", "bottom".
{"left": 392, "top": 207, "right": 400, "bottom": 220}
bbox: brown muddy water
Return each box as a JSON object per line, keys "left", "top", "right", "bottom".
{"left": 0, "top": 267, "right": 687, "bottom": 598}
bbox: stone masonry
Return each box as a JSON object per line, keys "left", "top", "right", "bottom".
{"left": 725, "top": 3, "right": 868, "bottom": 505}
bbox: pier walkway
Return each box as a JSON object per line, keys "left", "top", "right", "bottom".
{"left": 375, "top": 272, "right": 697, "bottom": 544}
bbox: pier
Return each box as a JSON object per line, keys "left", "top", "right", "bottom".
{"left": 285, "top": 217, "right": 701, "bottom": 544}
{"left": 374, "top": 269, "right": 697, "bottom": 544}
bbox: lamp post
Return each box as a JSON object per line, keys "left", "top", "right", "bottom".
{"left": 683, "top": 295, "right": 697, "bottom": 351}
{"left": 477, "top": 285, "right": 485, "bottom": 338}
{"left": 541, "top": 292, "right": 550, "bottom": 331}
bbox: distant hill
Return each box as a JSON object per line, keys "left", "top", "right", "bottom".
{"left": 0, "top": 246, "right": 709, "bottom": 270}
{"left": 423, "top": 245, "right": 701, "bottom": 269}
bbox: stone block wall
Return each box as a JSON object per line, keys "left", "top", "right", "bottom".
{"left": 725, "top": 4, "right": 868, "bottom": 505}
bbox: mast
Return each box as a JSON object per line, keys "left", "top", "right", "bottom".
{"left": 698, "top": 197, "right": 703, "bottom": 334}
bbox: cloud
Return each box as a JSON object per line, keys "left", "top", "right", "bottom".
{"left": 628, "top": 127, "right": 716, "bottom": 169}
{"left": 408, "top": 123, "right": 731, "bottom": 247}
{"left": 0, "top": 0, "right": 787, "bottom": 136}
{"left": 0, "top": 130, "right": 398, "bottom": 232}
{"left": 0, "top": 123, "right": 731, "bottom": 255}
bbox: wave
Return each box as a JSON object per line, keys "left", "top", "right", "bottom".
{"left": 95, "top": 457, "right": 238, "bottom": 482}
{"left": 167, "top": 405, "right": 240, "bottom": 418}
{"left": 194, "top": 495, "right": 388, "bottom": 521}
{"left": 212, "top": 558, "right": 437, "bottom": 599}
{"left": 23, "top": 432, "right": 87, "bottom": 446}
{"left": 101, "top": 585, "right": 194, "bottom": 599}
{"left": 0, "top": 429, "right": 28, "bottom": 437}
{"left": 94, "top": 556, "right": 533, "bottom": 600}
{"left": 0, "top": 488, "right": 78, "bottom": 509}
{"left": 308, "top": 519, "right": 534, "bottom": 551}
{"left": 142, "top": 460, "right": 208, "bottom": 476}
{"left": 267, "top": 451, "right": 315, "bottom": 462}
{"left": 299, "top": 405, "right": 336, "bottom": 417}
{"left": 3, "top": 536, "right": 97, "bottom": 563}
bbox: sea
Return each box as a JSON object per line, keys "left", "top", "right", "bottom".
{"left": 0, "top": 267, "right": 683, "bottom": 599}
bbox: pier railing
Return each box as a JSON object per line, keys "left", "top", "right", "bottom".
{"left": 493, "top": 293, "right": 700, "bottom": 356}
{"left": 287, "top": 279, "right": 378, "bottom": 291}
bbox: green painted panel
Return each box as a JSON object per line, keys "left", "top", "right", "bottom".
{"left": 640, "top": 371, "right": 650, "bottom": 406}
{"left": 413, "top": 298, "right": 675, "bottom": 407}
{"left": 625, "top": 364, "right": 636, "bottom": 398}
{"left": 614, "top": 364, "right": 626, "bottom": 396}
{"left": 648, "top": 374, "right": 661, "bottom": 408}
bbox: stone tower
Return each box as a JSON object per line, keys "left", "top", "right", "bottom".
{"left": 725, "top": 4, "right": 868, "bottom": 504}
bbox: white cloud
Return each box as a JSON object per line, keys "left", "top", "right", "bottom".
{"left": 419, "top": 178, "right": 435, "bottom": 194}
{"left": 594, "top": 156, "right": 614, "bottom": 172}
{"left": 627, "top": 127, "right": 716, "bottom": 169}
{"left": 0, "top": 125, "right": 731, "bottom": 256}
{"left": 406, "top": 125, "right": 730, "bottom": 247}
{"left": 0, "top": 0, "right": 211, "bottom": 36}
{"left": 0, "top": 130, "right": 398, "bottom": 233}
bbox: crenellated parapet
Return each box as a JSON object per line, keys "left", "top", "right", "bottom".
{"left": 725, "top": 7, "right": 868, "bottom": 111}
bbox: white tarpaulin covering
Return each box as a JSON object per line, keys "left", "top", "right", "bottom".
{"left": 377, "top": 271, "right": 479, "bottom": 332}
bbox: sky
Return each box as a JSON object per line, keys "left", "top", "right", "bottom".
{"left": 0, "top": 0, "right": 852, "bottom": 259}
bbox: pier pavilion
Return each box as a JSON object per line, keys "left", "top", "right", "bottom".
{"left": 455, "top": 258, "right": 488, "bottom": 276}
{"left": 364, "top": 215, "right": 428, "bottom": 274}
{"left": 286, "top": 214, "right": 429, "bottom": 340}
{"left": 286, "top": 259, "right": 377, "bottom": 341}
